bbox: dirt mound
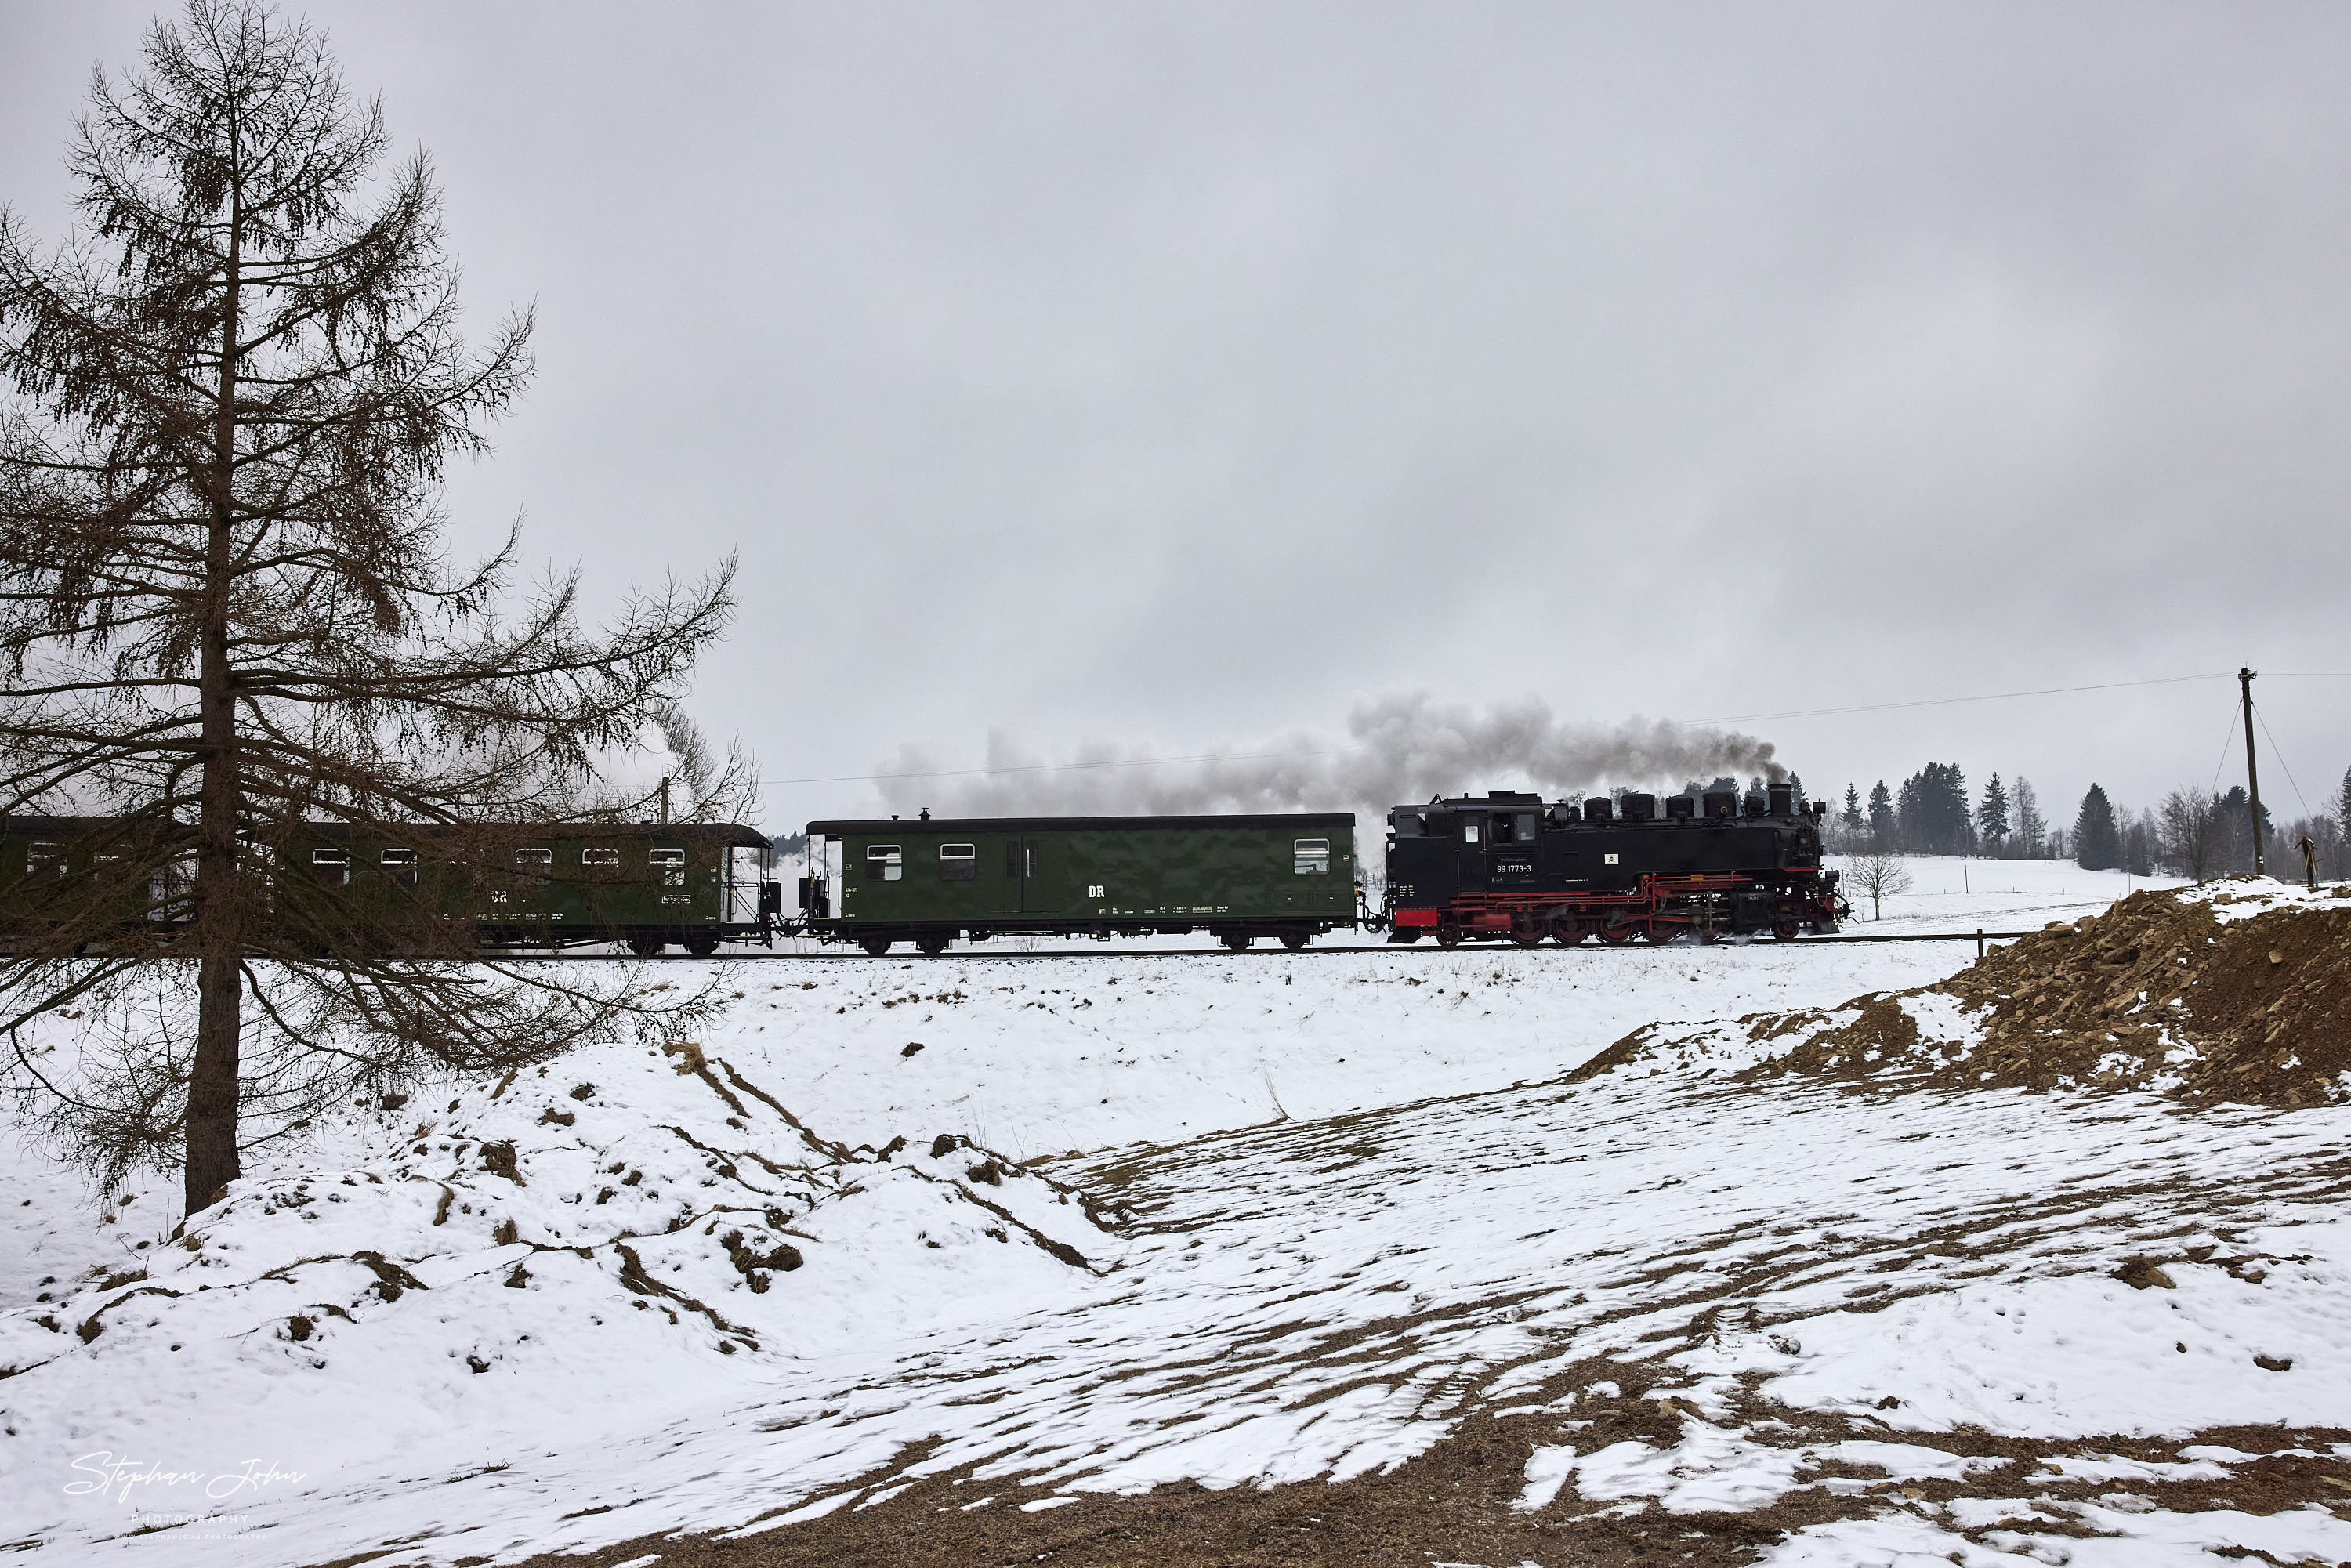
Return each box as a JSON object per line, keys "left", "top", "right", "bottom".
{"left": 1651, "top": 882, "right": 2351, "bottom": 1107}
{"left": 1944, "top": 882, "right": 2351, "bottom": 1105}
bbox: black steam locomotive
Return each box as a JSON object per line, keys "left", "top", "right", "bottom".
{"left": 1384, "top": 780, "right": 1845, "bottom": 946}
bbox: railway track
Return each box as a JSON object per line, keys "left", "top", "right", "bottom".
{"left": 500, "top": 929, "right": 2036, "bottom": 962}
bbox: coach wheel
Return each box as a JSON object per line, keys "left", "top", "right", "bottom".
{"left": 1773, "top": 919, "right": 1801, "bottom": 942}
{"left": 1279, "top": 931, "right": 1309, "bottom": 951}
{"left": 1551, "top": 919, "right": 1588, "bottom": 945}
{"left": 1434, "top": 924, "right": 1463, "bottom": 949}
{"left": 917, "top": 932, "right": 951, "bottom": 955}
{"left": 1595, "top": 923, "right": 1633, "bottom": 946}
{"left": 683, "top": 931, "right": 720, "bottom": 958}
{"left": 859, "top": 935, "right": 893, "bottom": 956}
{"left": 625, "top": 932, "right": 666, "bottom": 958}
{"left": 1221, "top": 932, "right": 1253, "bottom": 951}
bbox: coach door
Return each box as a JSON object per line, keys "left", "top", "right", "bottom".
{"left": 1456, "top": 812, "right": 1487, "bottom": 891}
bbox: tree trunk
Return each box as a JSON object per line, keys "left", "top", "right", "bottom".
{"left": 185, "top": 191, "right": 245, "bottom": 1216}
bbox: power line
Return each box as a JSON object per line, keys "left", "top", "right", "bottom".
{"left": 1687, "top": 672, "right": 2231, "bottom": 726}
{"left": 760, "top": 748, "right": 1317, "bottom": 789}
{"left": 2253, "top": 702, "right": 2313, "bottom": 820}
{"left": 761, "top": 668, "right": 2351, "bottom": 788}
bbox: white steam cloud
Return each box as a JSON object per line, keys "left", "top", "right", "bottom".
{"left": 872, "top": 691, "right": 1782, "bottom": 822}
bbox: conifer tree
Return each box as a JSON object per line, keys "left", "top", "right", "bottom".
{"left": 1839, "top": 784, "right": 1863, "bottom": 836}
{"left": 1867, "top": 781, "right": 1896, "bottom": 848}
{"left": 2074, "top": 785, "right": 2123, "bottom": 871}
{"left": 1975, "top": 773, "right": 2010, "bottom": 852}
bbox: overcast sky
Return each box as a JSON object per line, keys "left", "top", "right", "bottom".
{"left": 5, "top": 2, "right": 2348, "bottom": 837}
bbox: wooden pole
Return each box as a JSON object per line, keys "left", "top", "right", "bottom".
{"left": 2239, "top": 668, "right": 2266, "bottom": 877}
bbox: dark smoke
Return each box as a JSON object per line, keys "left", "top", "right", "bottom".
{"left": 873, "top": 692, "right": 1781, "bottom": 820}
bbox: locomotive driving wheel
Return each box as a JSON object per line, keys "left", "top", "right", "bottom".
{"left": 1639, "top": 922, "right": 1675, "bottom": 943}
{"left": 1511, "top": 925, "right": 1545, "bottom": 947}
{"left": 1594, "top": 923, "right": 1632, "bottom": 945}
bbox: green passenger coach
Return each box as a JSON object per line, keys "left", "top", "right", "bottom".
{"left": 801, "top": 813, "right": 1358, "bottom": 954}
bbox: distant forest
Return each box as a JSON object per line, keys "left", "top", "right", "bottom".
{"left": 1821, "top": 763, "right": 2351, "bottom": 883}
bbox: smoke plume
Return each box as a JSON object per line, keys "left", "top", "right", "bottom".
{"left": 872, "top": 691, "right": 1781, "bottom": 822}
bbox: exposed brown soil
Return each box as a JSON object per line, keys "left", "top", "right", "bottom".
{"left": 377, "top": 882, "right": 2351, "bottom": 1568}
{"left": 487, "top": 1380, "right": 2351, "bottom": 1568}
{"left": 1732, "top": 882, "right": 2351, "bottom": 1106}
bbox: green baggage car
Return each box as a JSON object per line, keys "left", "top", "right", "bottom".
{"left": 802, "top": 813, "right": 1358, "bottom": 954}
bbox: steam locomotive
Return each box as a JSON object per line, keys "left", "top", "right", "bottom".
{"left": 1382, "top": 780, "right": 1845, "bottom": 946}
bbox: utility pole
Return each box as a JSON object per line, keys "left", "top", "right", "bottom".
{"left": 659, "top": 775, "right": 672, "bottom": 826}
{"left": 2239, "top": 668, "right": 2265, "bottom": 877}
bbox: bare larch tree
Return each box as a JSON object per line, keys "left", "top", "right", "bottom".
{"left": 0, "top": 0, "right": 735, "bottom": 1213}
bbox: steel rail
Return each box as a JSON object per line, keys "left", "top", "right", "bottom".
{"left": 491, "top": 929, "right": 2040, "bottom": 962}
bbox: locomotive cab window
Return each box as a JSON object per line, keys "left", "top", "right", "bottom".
{"left": 649, "top": 846, "right": 686, "bottom": 887}
{"left": 1293, "top": 838, "right": 1331, "bottom": 875}
{"left": 938, "top": 843, "right": 976, "bottom": 881}
{"left": 1462, "top": 820, "right": 1481, "bottom": 843}
{"left": 311, "top": 846, "right": 350, "bottom": 887}
{"left": 379, "top": 846, "right": 419, "bottom": 886}
{"left": 867, "top": 844, "right": 904, "bottom": 882}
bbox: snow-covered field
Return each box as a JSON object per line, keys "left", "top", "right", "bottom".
{"left": 1824, "top": 853, "right": 2186, "bottom": 935}
{"left": 5, "top": 860, "right": 2349, "bottom": 1567}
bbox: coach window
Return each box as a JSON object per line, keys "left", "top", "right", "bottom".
{"left": 379, "top": 846, "right": 419, "bottom": 887}
{"left": 27, "top": 841, "right": 63, "bottom": 878}
{"left": 312, "top": 846, "right": 350, "bottom": 887}
{"left": 515, "top": 847, "right": 552, "bottom": 871}
{"left": 867, "top": 844, "right": 903, "bottom": 882}
{"left": 581, "top": 847, "right": 620, "bottom": 867}
{"left": 939, "top": 843, "right": 976, "bottom": 881}
{"left": 649, "top": 846, "right": 686, "bottom": 887}
{"left": 1293, "top": 838, "right": 1331, "bottom": 875}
